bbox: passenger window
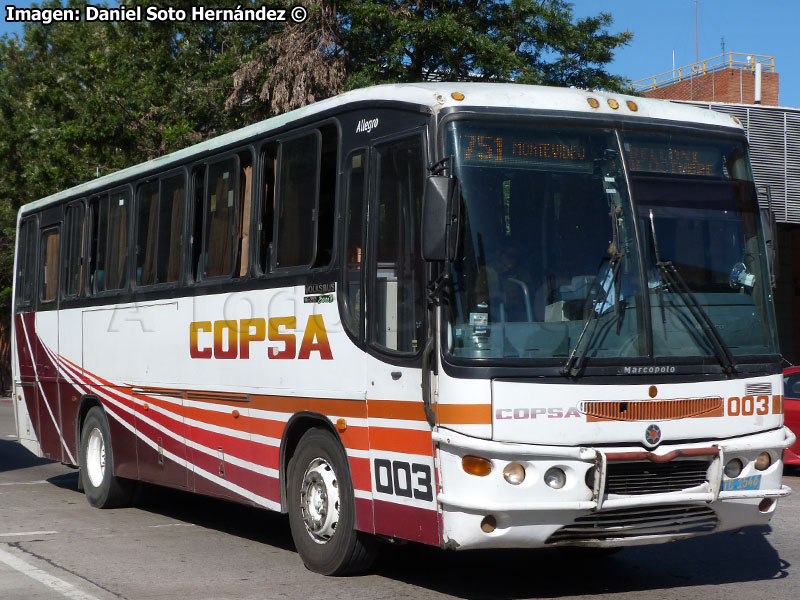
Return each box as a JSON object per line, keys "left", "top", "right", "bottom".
{"left": 259, "top": 144, "right": 277, "bottom": 272}
{"left": 158, "top": 175, "right": 185, "bottom": 283}
{"left": 372, "top": 135, "right": 426, "bottom": 353}
{"left": 39, "top": 228, "right": 60, "bottom": 303}
{"left": 205, "top": 158, "right": 237, "bottom": 277}
{"left": 89, "top": 196, "right": 108, "bottom": 293}
{"left": 314, "top": 124, "right": 337, "bottom": 268}
{"left": 105, "top": 189, "right": 130, "bottom": 290}
{"left": 136, "top": 175, "right": 185, "bottom": 287}
{"left": 276, "top": 133, "right": 319, "bottom": 269}
{"left": 15, "top": 218, "right": 37, "bottom": 308}
{"left": 236, "top": 155, "right": 253, "bottom": 277}
{"left": 136, "top": 182, "right": 159, "bottom": 286}
{"left": 64, "top": 202, "right": 85, "bottom": 297}
{"left": 342, "top": 151, "right": 366, "bottom": 336}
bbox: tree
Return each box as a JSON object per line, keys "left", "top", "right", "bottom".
{"left": 336, "top": 0, "right": 633, "bottom": 90}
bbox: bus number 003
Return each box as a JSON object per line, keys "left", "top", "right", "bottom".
{"left": 373, "top": 459, "right": 434, "bottom": 501}
{"left": 727, "top": 395, "right": 769, "bottom": 416}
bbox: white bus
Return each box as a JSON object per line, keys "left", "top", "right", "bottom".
{"left": 11, "top": 83, "right": 795, "bottom": 574}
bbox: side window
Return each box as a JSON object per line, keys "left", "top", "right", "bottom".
{"left": 89, "top": 196, "right": 108, "bottom": 294}
{"left": 236, "top": 154, "right": 253, "bottom": 277}
{"left": 371, "top": 135, "right": 426, "bottom": 353}
{"left": 63, "top": 202, "right": 85, "bottom": 297}
{"left": 105, "top": 189, "right": 130, "bottom": 291}
{"left": 15, "top": 217, "right": 37, "bottom": 308}
{"left": 158, "top": 174, "right": 185, "bottom": 283}
{"left": 39, "top": 227, "right": 60, "bottom": 303}
{"left": 204, "top": 158, "right": 238, "bottom": 278}
{"left": 136, "top": 182, "right": 159, "bottom": 286}
{"left": 315, "top": 124, "right": 338, "bottom": 267}
{"left": 259, "top": 143, "right": 277, "bottom": 272}
{"left": 275, "top": 133, "right": 319, "bottom": 269}
{"left": 136, "top": 175, "right": 185, "bottom": 287}
{"left": 342, "top": 150, "right": 367, "bottom": 336}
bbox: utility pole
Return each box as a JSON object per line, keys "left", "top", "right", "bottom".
{"left": 695, "top": 0, "right": 699, "bottom": 64}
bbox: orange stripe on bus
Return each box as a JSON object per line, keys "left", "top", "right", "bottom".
{"left": 435, "top": 403, "right": 492, "bottom": 425}
{"left": 773, "top": 394, "right": 784, "bottom": 414}
{"left": 369, "top": 427, "right": 433, "bottom": 456}
{"left": 367, "top": 400, "right": 427, "bottom": 421}
{"left": 339, "top": 425, "right": 370, "bottom": 451}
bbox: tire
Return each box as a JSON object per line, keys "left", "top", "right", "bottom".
{"left": 287, "top": 428, "right": 378, "bottom": 575}
{"left": 80, "top": 406, "right": 134, "bottom": 508}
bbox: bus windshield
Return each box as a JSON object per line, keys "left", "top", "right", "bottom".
{"left": 444, "top": 120, "right": 777, "bottom": 365}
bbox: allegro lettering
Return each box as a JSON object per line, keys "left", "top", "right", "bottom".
{"left": 190, "top": 315, "right": 332, "bottom": 360}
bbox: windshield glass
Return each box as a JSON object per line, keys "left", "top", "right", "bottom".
{"left": 444, "top": 121, "right": 646, "bottom": 361}
{"left": 624, "top": 132, "right": 777, "bottom": 357}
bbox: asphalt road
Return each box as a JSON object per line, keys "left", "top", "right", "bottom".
{"left": 1, "top": 397, "right": 799, "bottom": 600}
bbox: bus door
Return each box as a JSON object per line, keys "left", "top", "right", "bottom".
{"left": 14, "top": 215, "right": 41, "bottom": 451}
{"left": 35, "top": 209, "right": 65, "bottom": 461}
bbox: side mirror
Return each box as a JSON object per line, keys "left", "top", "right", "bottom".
{"left": 421, "top": 175, "right": 459, "bottom": 262}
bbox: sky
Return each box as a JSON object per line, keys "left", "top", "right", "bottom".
{"left": 1, "top": 1, "right": 798, "bottom": 107}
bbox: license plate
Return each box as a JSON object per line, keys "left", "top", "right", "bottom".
{"left": 722, "top": 475, "right": 761, "bottom": 491}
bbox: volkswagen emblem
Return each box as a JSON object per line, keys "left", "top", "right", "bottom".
{"left": 644, "top": 424, "right": 662, "bottom": 447}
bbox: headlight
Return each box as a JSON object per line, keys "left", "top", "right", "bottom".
{"left": 754, "top": 452, "right": 772, "bottom": 471}
{"left": 724, "top": 458, "right": 744, "bottom": 478}
{"left": 503, "top": 463, "right": 526, "bottom": 485}
{"left": 544, "top": 467, "right": 566, "bottom": 489}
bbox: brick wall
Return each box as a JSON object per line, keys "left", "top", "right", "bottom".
{"left": 642, "top": 69, "right": 780, "bottom": 105}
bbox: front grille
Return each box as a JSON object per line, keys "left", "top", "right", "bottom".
{"left": 605, "top": 460, "right": 710, "bottom": 496}
{"left": 546, "top": 504, "right": 718, "bottom": 544}
{"left": 744, "top": 382, "right": 772, "bottom": 396}
{"left": 580, "top": 397, "right": 723, "bottom": 422}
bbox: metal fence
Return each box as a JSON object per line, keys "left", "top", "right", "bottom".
{"left": 681, "top": 101, "right": 800, "bottom": 224}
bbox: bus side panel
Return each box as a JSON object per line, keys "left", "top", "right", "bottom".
{"left": 365, "top": 357, "right": 441, "bottom": 547}
{"left": 33, "top": 311, "right": 63, "bottom": 461}
{"left": 13, "top": 312, "right": 42, "bottom": 455}
{"left": 57, "top": 306, "right": 82, "bottom": 465}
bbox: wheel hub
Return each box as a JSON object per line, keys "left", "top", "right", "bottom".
{"left": 299, "top": 457, "right": 340, "bottom": 544}
{"left": 86, "top": 427, "right": 106, "bottom": 488}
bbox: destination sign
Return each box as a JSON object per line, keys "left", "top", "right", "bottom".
{"left": 624, "top": 141, "right": 722, "bottom": 177}
{"left": 457, "top": 133, "right": 589, "bottom": 169}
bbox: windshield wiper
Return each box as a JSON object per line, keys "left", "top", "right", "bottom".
{"left": 561, "top": 252, "right": 623, "bottom": 377}
{"left": 648, "top": 209, "right": 736, "bottom": 374}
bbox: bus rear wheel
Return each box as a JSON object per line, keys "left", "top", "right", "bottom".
{"left": 80, "top": 406, "right": 134, "bottom": 508}
{"left": 287, "top": 428, "right": 378, "bottom": 575}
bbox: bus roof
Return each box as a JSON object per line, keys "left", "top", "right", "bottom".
{"left": 20, "top": 82, "right": 741, "bottom": 215}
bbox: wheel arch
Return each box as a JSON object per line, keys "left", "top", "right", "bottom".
{"left": 279, "top": 411, "right": 348, "bottom": 513}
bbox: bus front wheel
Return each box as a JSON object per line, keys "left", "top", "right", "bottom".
{"left": 79, "top": 406, "right": 134, "bottom": 508}
{"left": 287, "top": 428, "right": 378, "bottom": 575}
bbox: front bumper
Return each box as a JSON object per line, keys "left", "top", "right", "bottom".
{"left": 434, "top": 426, "right": 795, "bottom": 549}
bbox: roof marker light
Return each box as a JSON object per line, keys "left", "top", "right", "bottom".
{"left": 587, "top": 97, "right": 600, "bottom": 108}
{"left": 451, "top": 92, "right": 465, "bottom": 101}
{"left": 731, "top": 115, "right": 741, "bottom": 125}
{"left": 608, "top": 99, "right": 619, "bottom": 109}
{"left": 626, "top": 100, "right": 638, "bottom": 112}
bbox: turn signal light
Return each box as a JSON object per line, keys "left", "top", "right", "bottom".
{"left": 462, "top": 455, "right": 492, "bottom": 477}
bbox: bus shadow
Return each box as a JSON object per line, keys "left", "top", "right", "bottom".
{"left": 123, "top": 483, "right": 296, "bottom": 552}
{"left": 0, "top": 438, "right": 55, "bottom": 473}
{"left": 374, "top": 526, "right": 788, "bottom": 599}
